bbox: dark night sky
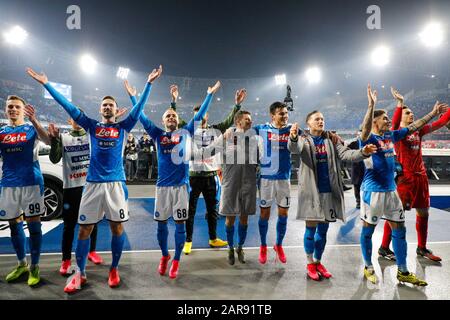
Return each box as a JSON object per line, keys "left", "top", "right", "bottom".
{"left": 0, "top": 0, "right": 449, "bottom": 78}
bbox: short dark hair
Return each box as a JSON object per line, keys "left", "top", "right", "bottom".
{"left": 373, "top": 109, "right": 387, "bottom": 118}
{"left": 193, "top": 105, "right": 201, "bottom": 112}
{"left": 234, "top": 110, "right": 251, "bottom": 124}
{"left": 6, "top": 95, "right": 26, "bottom": 106}
{"left": 102, "top": 96, "right": 117, "bottom": 106}
{"left": 305, "top": 110, "right": 320, "bottom": 123}
{"left": 269, "top": 101, "right": 287, "bottom": 115}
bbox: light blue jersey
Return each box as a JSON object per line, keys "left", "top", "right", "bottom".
{"left": 0, "top": 124, "right": 43, "bottom": 187}
{"left": 43, "top": 81, "right": 152, "bottom": 182}
{"left": 360, "top": 128, "right": 408, "bottom": 192}
{"left": 254, "top": 123, "right": 298, "bottom": 180}
{"left": 133, "top": 93, "right": 213, "bottom": 187}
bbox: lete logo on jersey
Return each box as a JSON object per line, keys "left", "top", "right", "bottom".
{"left": 0, "top": 133, "right": 27, "bottom": 144}
{"left": 268, "top": 132, "right": 289, "bottom": 142}
{"left": 95, "top": 127, "right": 120, "bottom": 139}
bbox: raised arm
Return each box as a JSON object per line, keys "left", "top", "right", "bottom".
{"left": 120, "top": 66, "right": 162, "bottom": 130}
{"left": 213, "top": 88, "right": 246, "bottom": 133}
{"left": 184, "top": 81, "right": 221, "bottom": 134}
{"left": 420, "top": 104, "right": 450, "bottom": 135}
{"left": 169, "top": 84, "right": 187, "bottom": 127}
{"left": 287, "top": 122, "right": 306, "bottom": 154}
{"left": 360, "top": 84, "right": 377, "bottom": 142}
{"left": 390, "top": 87, "right": 404, "bottom": 130}
{"left": 27, "top": 68, "right": 82, "bottom": 121}
{"left": 47, "top": 123, "right": 62, "bottom": 164}
{"left": 24, "top": 104, "right": 51, "bottom": 145}
{"left": 405, "top": 101, "right": 446, "bottom": 134}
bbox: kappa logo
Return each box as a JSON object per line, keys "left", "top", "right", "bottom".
{"left": 95, "top": 127, "right": 120, "bottom": 139}
{"left": 0, "top": 133, "right": 27, "bottom": 144}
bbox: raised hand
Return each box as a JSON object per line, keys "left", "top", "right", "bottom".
{"left": 431, "top": 101, "right": 449, "bottom": 115}
{"left": 170, "top": 84, "right": 179, "bottom": 102}
{"left": 207, "top": 81, "right": 221, "bottom": 94}
{"left": 390, "top": 87, "right": 404, "bottom": 104}
{"left": 328, "top": 131, "right": 344, "bottom": 145}
{"left": 235, "top": 88, "right": 247, "bottom": 105}
{"left": 116, "top": 107, "right": 128, "bottom": 118}
{"left": 48, "top": 123, "right": 60, "bottom": 138}
{"left": 26, "top": 68, "right": 48, "bottom": 85}
{"left": 223, "top": 127, "right": 234, "bottom": 140}
{"left": 290, "top": 123, "right": 299, "bottom": 140}
{"left": 124, "top": 80, "right": 137, "bottom": 96}
{"left": 148, "top": 65, "right": 163, "bottom": 83}
{"left": 367, "top": 84, "right": 377, "bottom": 107}
{"left": 24, "top": 104, "right": 37, "bottom": 121}
{"left": 362, "top": 144, "right": 377, "bottom": 156}
{"left": 435, "top": 102, "right": 449, "bottom": 114}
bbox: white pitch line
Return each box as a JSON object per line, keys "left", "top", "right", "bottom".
{"left": 2, "top": 241, "right": 450, "bottom": 257}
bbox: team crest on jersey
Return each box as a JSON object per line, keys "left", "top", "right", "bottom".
{"left": 95, "top": 127, "right": 120, "bottom": 139}
{"left": 0, "top": 133, "right": 27, "bottom": 144}
{"left": 0, "top": 210, "right": 6, "bottom": 217}
{"left": 372, "top": 216, "right": 378, "bottom": 223}
{"left": 79, "top": 214, "right": 86, "bottom": 221}
{"left": 155, "top": 211, "right": 160, "bottom": 218}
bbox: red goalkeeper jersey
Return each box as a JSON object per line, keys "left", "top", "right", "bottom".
{"left": 391, "top": 105, "right": 450, "bottom": 176}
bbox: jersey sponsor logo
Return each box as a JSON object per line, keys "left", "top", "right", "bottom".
{"left": 160, "top": 134, "right": 181, "bottom": 145}
{"left": 4, "top": 147, "right": 23, "bottom": 153}
{"left": 64, "top": 144, "right": 90, "bottom": 152}
{"left": 0, "top": 133, "right": 27, "bottom": 144}
{"left": 71, "top": 155, "right": 90, "bottom": 163}
{"left": 95, "top": 127, "right": 120, "bottom": 139}
{"left": 71, "top": 164, "right": 89, "bottom": 171}
{"left": 267, "top": 132, "right": 289, "bottom": 142}
{"left": 69, "top": 172, "right": 87, "bottom": 180}
{"left": 98, "top": 140, "right": 116, "bottom": 147}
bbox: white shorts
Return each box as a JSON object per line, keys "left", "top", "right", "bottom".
{"left": 0, "top": 185, "right": 46, "bottom": 220}
{"left": 259, "top": 178, "right": 290, "bottom": 208}
{"left": 154, "top": 185, "right": 189, "bottom": 221}
{"left": 320, "top": 192, "right": 337, "bottom": 222}
{"left": 78, "top": 182, "right": 129, "bottom": 224}
{"left": 360, "top": 191, "right": 405, "bottom": 225}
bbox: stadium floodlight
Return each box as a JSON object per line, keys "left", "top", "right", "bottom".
{"left": 256, "top": 97, "right": 260, "bottom": 102}
{"left": 79, "top": 54, "right": 97, "bottom": 75}
{"left": 178, "top": 96, "right": 182, "bottom": 100}
{"left": 305, "top": 67, "right": 321, "bottom": 84}
{"left": 274, "top": 74, "right": 286, "bottom": 86}
{"left": 371, "top": 45, "right": 390, "bottom": 67}
{"left": 419, "top": 22, "right": 444, "bottom": 48}
{"left": 217, "top": 97, "right": 221, "bottom": 102}
{"left": 116, "top": 67, "right": 130, "bottom": 79}
{"left": 3, "top": 26, "right": 28, "bottom": 45}
{"left": 430, "top": 74, "right": 436, "bottom": 78}
{"left": 336, "top": 91, "right": 340, "bottom": 95}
